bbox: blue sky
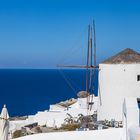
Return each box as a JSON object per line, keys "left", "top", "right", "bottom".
{"left": 0, "top": 0, "right": 140, "bottom": 68}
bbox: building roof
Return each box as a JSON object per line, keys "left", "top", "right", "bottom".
{"left": 102, "top": 48, "right": 140, "bottom": 64}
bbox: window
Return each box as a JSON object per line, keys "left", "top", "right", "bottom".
{"left": 137, "top": 75, "right": 140, "bottom": 81}
{"left": 137, "top": 98, "right": 140, "bottom": 108}
{"left": 137, "top": 98, "right": 140, "bottom": 126}
{"left": 88, "top": 102, "right": 94, "bottom": 105}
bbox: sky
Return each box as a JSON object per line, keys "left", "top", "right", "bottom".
{"left": 0, "top": 0, "right": 140, "bottom": 68}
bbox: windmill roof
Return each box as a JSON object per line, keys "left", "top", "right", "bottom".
{"left": 102, "top": 48, "right": 140, "bottom": 64}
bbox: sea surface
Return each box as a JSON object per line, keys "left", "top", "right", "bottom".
{"left": 0, "top": 69, "right": 98, "bottom": 117}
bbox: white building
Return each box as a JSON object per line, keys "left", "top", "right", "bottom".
{"left": 32, "top": 95, "right": 98, "bottom": 127}
{"left": 97, "top": 48, "right": 140, "bottom": 121}
{"left": 10, "top": 95, "right": 98, "bottom": 131}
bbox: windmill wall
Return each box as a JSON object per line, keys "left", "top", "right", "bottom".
{"left": 97, "top": 64, "right": 140, "bottom": 121}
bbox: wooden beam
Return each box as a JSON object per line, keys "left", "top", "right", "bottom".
{"left": 57, "top": 65, "right": 99, "bottom": 68}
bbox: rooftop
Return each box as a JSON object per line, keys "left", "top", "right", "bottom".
{"left": 102, "top": 48, "right": 140, "bottom": 64}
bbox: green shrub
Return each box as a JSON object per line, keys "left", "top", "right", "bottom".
{"left": 13, "top": 130, "right": 24, "bottom": 138}
{"left": 60, "top": 124, "right": 80, "bottom": 131}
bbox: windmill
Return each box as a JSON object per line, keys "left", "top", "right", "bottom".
{"left": 57, "top": 20, "right": 98, "bottom": 116}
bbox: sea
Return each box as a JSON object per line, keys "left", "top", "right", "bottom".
{"left": 0, "top": 69, "right": 98, "bottom": 117}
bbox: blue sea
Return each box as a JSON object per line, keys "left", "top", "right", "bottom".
{"left": 0, "top": 69, "right": 98, "bottom": 117}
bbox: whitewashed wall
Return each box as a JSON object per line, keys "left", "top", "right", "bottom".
{"left": 49, "top": 105, "right": 66, "bottom": 112}
{"left": 77, "top": 96, "right": 98, "bottom": 110}
{"left": 13, "top": 128, "right": 122, "bottom": 140}
{"left": 122, "top": 97, "right": 139, "bottom": 140}
{"left": 98, "top": 64, "right": 140, "bottom": 121}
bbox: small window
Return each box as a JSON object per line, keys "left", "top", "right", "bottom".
{"left": 88, "top": 102, "right": 94, "bottom": 105}
{"left": 137, "top": 98, "right": 140, "bottom": 108}
{"left": 137, "top": 75, "right": 140, "bottom": 81}
{"left": 137, "top": 98, "right": 140, "bottom": 126}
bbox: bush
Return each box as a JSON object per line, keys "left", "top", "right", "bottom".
{"left": 13, "top": 130, "right": 24, "bottom": 138}
{"left": 60, "top": 124, "right": 80, "bottom": 131}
